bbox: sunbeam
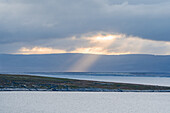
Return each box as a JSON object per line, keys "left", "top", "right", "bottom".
{"left": 67, "top": 34, "right": 122, "bottom": 71}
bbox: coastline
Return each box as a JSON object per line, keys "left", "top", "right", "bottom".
{"left": 1, "top": 74, "right": 170, "bottom": 92}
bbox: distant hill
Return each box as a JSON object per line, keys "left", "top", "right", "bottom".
{"left": 0, "top": 53, "right": 170, "bottom": 72}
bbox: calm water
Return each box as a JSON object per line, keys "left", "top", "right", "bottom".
{"left": 0, "top": 92, "right": 170, "bottom": 113}
{"left": 21, "top": 72, "right": 170, "bottom": 77}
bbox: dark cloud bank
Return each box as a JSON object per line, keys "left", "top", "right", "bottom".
{"left": 0, "top": 0, "right": 170, "bottom": 53}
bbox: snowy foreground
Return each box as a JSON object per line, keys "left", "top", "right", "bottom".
{"left": 0, "top": 92, "right": 170, "bottom": 113}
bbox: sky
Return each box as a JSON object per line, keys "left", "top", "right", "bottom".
{"left": 1, "top": 0, "right": 170, "bottom": 55}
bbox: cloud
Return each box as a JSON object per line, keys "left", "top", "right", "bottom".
{"left": 0, "top": 0, "right": 170, "bottom": 54}
{"left": 15, "top": 33, "right": 170, "bottom": 55}
{"left": 0, "top": 0, "right": 170, "bottom": 43}
{"left": 71, "top": 47, "right": 108, "bottom": 55}
{"left": 17, "top": 47, "right": 66, "bottom": 54}
{"left": 78, "top": 33, "right": 170, "bottom": 55}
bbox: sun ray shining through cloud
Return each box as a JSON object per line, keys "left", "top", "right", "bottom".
{"left": 67, "top": 54, "right": 99, "bottom": 72}
{"left": 14, "top": 32, "right": 170, "bottom": 71}
{"left": 67, "top": 34, "right": 129, "bottom": 71}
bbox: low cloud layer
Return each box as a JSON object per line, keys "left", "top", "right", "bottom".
{"left": 15, "top": 33, "right": 170, "bottom": 55}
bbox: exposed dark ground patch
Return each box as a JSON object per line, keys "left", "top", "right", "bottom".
{"left": 0, "top": 74, "right": 170, "bottom": 92}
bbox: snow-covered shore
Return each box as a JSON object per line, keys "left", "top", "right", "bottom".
{"left": 1, "top": 92, "right": 170, "bottom": 113}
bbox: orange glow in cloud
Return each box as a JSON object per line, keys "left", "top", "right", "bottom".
{"left": 86, "top": 34, "right": 123, "bottom": 40}
{"left": 71, "top": 47, "right": 108, "bottom": 55}
{"left": 17, "top": 47, "right": 66, "bottom": 54}
{"left": 95, "top": 36, "right": 115, "bottom": 41}
{"left": 71, "top": 47, "right": 131, "bottom": 55}
{"left": 85, "top": 34, "right": 124, "bottom": 49}
{"left": 91, "top": 35, "right": 123, "bottom": 41}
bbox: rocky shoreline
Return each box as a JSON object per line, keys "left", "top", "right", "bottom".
{"left": 1, "top": 88, "right": 170, "bottom": 92}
